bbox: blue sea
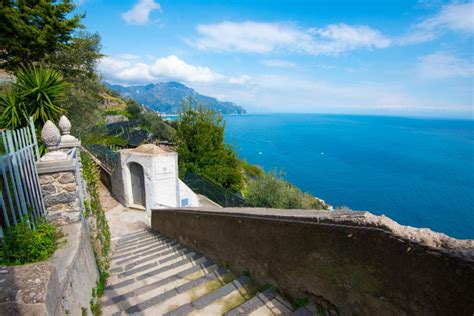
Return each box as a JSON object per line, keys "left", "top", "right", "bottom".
{"left": 223, "top": 114, "right": 474, "bottom": 239}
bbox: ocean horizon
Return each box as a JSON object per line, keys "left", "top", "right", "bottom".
{"left": 224, "top": 113, "right": 474, "bottom": 239}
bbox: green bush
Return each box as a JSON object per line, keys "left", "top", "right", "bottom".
{"left": 141, "top": 111, "right": 176, "bottom": 142}
{"left": 177, "top": 98, "right": 244, "bottom": 192}
{"left": 245, "top": 170, "right": 328, "bottom": 210}
{"left": 0, "top": 219, "right": 60, "bottom": 265}
{"left": 0, "top": 65, "right": 65, "bottom": 130}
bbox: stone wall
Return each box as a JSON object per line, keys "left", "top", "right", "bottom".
{"left": 39, "top": 171, "right": 81, "bottom": 225}
{"left": 151, "top": 207, "right": 474, "bottom": 316}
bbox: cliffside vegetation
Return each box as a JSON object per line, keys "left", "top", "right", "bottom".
{"left": 175, "top": 100, "right": 328, "bottom": 209}
{"left": 245, "top": 170, "right": 328, "bottom": 209}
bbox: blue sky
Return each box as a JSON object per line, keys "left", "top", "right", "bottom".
{"left": 78, "top": 0, "right": 474, "bottom": 118}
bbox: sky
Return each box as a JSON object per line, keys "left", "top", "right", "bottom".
{"left": 78, "top": 0, "right": 474, "bottom": 118}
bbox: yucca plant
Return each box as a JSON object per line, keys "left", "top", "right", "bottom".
{"left": 15, "top": 65, "right": 66, "bottom": 126}
{"left": 0, "top": 65, "right": 66, "bottom": 130}
{"left": 0, "top": 91, "right": 28, "bottom": 129}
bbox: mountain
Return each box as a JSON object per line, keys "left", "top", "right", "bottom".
{"left": 106, "top": 82, "right": 246, "bottom": 114}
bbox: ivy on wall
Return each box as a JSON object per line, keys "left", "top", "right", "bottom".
{"left": 80, "top": 151, "right": 111, "bottom": 314}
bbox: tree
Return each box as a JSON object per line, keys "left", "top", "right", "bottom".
{"left": 48, "top": 32, "right": 104, "bottom": 134}
{"left": 0, "top": 65, "right": 65, "bottom": 129}
{"left": 0, "top": 0, "right": 83, "bottom": 71}
{"left": 125, "top": 98, "right": 143, "bottom": 120}
{"left": 141, "top": 111, "right": 176, "bottom": 142}
{"left": 176, "top": 98, "right": 244, "bottom": 192}
{"left": 48, "top": 32, "right": 103, "bottom": 81}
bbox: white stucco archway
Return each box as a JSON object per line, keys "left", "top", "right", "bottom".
{"left": 110, "top": 144, "right": 199, "bottom": 218}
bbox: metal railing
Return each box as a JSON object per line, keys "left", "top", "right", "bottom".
{"left": 83, "top": 144, "right": 119, "bottom": 173}
{"left": 183, "top": 172, "right": 246, "bottom": 207}
{"left": 0, "top": 118, "right": 46, "bottom": 229}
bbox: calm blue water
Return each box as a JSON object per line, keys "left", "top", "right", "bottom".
{"left": 223, "top": 114, "right": 474, "bottom": 239}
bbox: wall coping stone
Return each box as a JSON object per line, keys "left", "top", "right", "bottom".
{"left": 152, "top": 207, "right": 474, "bottom": 262}
{"left": 37, "top": 157, "right": 78, "bottom": 174}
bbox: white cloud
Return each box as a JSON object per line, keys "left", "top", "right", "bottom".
{"left": 194, "top": 21, "right": 391, "bottom": 55}
{"left": 149, "top": 55, "right": 221, "bottom": 83}
{"left": 122, "top": 0, "right": 161, "bottom": 25}
{"left": 262, "top": 59, "right": 296, "bottom": 68}
{"left": 399, "top": 2, "right": 474, "bottom": 44}
{"left": 417, "top": 52, "right": 474, "bottom": 79}
{"left": 99, "top": 54, "right": 249, "bottom": 86}
{"left": 310, "top": 23, "right": 391, "bottom": 53}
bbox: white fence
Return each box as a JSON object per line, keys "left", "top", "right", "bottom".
{"left": 0, "top": 118, "right": 46, "bottom": 230}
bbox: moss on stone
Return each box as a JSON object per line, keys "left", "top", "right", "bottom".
{"left": 318, "top": 261, "right": 383, "bottom": 295}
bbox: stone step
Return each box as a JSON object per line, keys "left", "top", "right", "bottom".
{"left": 164, "top": 276, "right": 257, "bottom": 316}
{"left": 114, "top": 230, "right": 151, "bottom": 243}
{"left": 111, "top": 244, "right": 185, "bottom": 273}
{"left": 225, "top": 288, "right": 293, "bottom": 316}
{"left": 106, "top": 253, "right": 208, "bottom": 295}
{"left": 138, "top": 269, "right": 237, "bottom": 315}
{"left": 115, "top": 231, "right": 168, "bottom": 246}
{"left": 102, "top": 263, "right": 222, "bottom": 315}
{"left": 104, "top": 256, "right": 211, "bottom": 301}
{"left": 115, "top": 249, "right": 196, "bottom": 279}
{"left": 105, "top": 230, "right": 296, "bottom": 316}
{"left": 114, "top": 236, "right": 164, "bottom": 251}
{"left": 113, "top": 240, "right": 171, "bottom": 258}
{"left": 114, "top": 235, "right": 171, "bottom": 255}
{"left": 248, "top": 295, "right": 293, "bottom": 315}
{"left": 102, "top": 261, "right": 218, "bottom": 309}
{"left": 112, "top": 241, "right": 180, "bottom": 267}
{"left": 112, "top": 239, "right": 178, "bottom": 262}
{"left": 135, "top": 253, "right": 204, "bottom": 281}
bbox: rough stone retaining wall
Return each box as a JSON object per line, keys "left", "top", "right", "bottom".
{"left": 151, "top": 207, "right": 474, "bottom": 316}
{"left": 39, "top": 171, "right": 81, "bottom": 225}
{"left": 0, "top": 221, "right": 99, "bottom": 315}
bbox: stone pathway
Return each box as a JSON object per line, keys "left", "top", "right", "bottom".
{"left": 102, "top": 228, "right": 301, "bottom": 315}
{"left": 101, "top": 186, "right": 313, "bottom": 315}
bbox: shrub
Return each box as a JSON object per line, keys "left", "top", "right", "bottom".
{"left": 0, "top": 65, "right": 65, "bottom": 130}
{"left": 141, "top": 111, "right": 176, "bottom": 142}
{"left": 246, "top": 170, "right": 328, "bottom": 210}
{"left": 0, "top": 219, "right": 60, "bottom": 265}
{"left": 177, "top": 98, "right": 244, "bottom": 192}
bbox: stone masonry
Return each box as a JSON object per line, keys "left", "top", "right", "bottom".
{"left": 37, "top": 117, "right": 83, "bottom": 226}
{"left": 39, "top": 171, "right": 81, "bottom": 225}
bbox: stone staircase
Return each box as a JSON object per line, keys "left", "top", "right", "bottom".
{"left": 102, "top": 229, "right": 310, "bottom": 315}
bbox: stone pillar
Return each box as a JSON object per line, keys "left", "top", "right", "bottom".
{"left": 58, "top": 115, "right": 81, "bottom": 151}
{"left": 37, "top": 120, "right": 82, "bottom": 225}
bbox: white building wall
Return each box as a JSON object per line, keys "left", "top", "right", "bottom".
{"left": 110, "top": 145, "right": 199, "bottom": 218}
{"left": 178, "top": 179, "right": 200, "bottom": 207}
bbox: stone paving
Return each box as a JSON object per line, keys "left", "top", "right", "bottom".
{"left": 102, "top": 228, "right": 304, "bottom": 315}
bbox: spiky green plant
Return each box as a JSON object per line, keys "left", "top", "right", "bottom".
{"left": 0, "top": 65, "right": 66, "bottom": 130}
{"left": 0, "top": 90, "right": 27, "bottom": 129}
